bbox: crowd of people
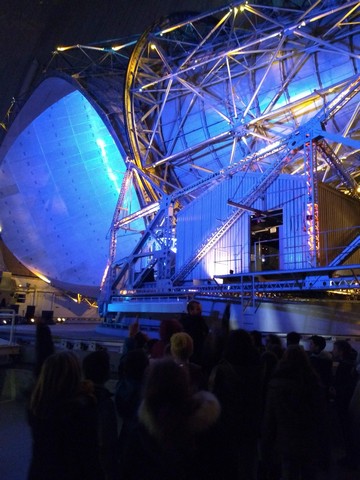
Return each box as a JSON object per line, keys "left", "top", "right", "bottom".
{"left": 27, "top": 301, "right": 360, "bottom": 479}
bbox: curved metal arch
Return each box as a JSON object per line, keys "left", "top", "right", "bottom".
{"left": 112, "top": 1, "right": 360, "bottom": 292}
{"left": 125, "top": 1, "right": 360, "bottom": 205}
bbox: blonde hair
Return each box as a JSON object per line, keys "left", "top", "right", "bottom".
{"left": 170, "top": 332, "right": 194, "bottom": 361}
{"left": 30, "top": 350, "right": 82, "bottom": 418}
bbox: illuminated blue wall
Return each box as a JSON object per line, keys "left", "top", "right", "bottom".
{"left": 0, "top": 81, "right": 143, "bottom": 295}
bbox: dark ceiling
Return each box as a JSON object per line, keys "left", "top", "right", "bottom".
{"left": 0, "top": 0, "right": 312, "bottom": 127}
{"left": 0, "top": 0, "right": 236, "bottom": 125}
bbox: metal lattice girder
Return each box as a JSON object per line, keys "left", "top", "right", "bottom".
{"left": 110, "top": 264, "right": 360, "bottom": 299}
{"left": 211, "top": 264, "right": 360, "bottom": 294}
{"left": 171, "top": 112, "right": 358, "bottom": 283}
{"left": 316, "top": 75, "right": 360, "bottom": 124}
{"left": 103, "top": 1, "right": 360, "bottom": 294}
{"left": 99, "top": 170, "right": 133, "bottom": 294}
{"left": 329, "top": 235, "right": 360, "bottom": 267}
{"left": 111, "top": 212, "right": 164, "bottom": 290}
{"left": 110, "top": 187, "right": 178, "bottom": 289}
{"left": 172, "top": 145, "right": 297, "bottom": 284}
{"left": 125, "top": 1, "right": 360, "bottom": 198}
{"left": 317, "top": 139, "right": 360, "bottom": 198}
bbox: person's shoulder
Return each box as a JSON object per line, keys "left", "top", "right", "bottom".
{"left": 267, "top": 375, "right": 297, "bottom": 390}
{"left": 315, "top": 351, "right": 332, "bottom": 361}
{"left": 188, "top": 390, "right": 221, "bottom": 433}
{"left": 65, "top": 384, "right": 97, "bottom": 413}
{"left": 93, "top": 384, "right": 113, "bottom": 403}
{"left": 180, "top": 315, "right": 191, "bottom": 327}
{"left": 188, "top": 361, "right": 203, "bottom": 372}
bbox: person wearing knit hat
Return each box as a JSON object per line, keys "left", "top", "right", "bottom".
{"left": 170, "top": 332, "right": 207, "bottom": 392}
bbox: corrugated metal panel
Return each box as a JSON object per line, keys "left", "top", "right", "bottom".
{"left": 318, "top": 184, "right": 360, "bottom": 265}
{"left": 274, "top": 176, "right": 309, "bottom": 270}
{"left": 176, "top": 172, "right": 310, "bottom": 280}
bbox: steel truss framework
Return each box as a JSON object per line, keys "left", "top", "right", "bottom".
{"left": 4, "top": 1, "right": 360, "bottom": 311}
{"left": 103, "top": 0, "right": 360, "bottom": 309}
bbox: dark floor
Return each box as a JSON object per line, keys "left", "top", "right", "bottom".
{"left": 0, "top": 397, "right": 32, "bottom": 480}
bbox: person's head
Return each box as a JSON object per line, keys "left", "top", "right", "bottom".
{"left": 170, "top": 332, "right": 194, "bottom": 363}
{"left": 265, "top": 333, "right": 282, "bottom": 348}
{"left": 34, "top": 320, "right": 54, "bottom": 372}
{"left": 309, "top": 335, "right": 326, "bottom": 354}
{"left": 159, "top": 318, "right": 183, "bottom": 342}
{"left": 133, "top": 331, "right": 150, "bottom": 349}
{"left": 223, "top": 329, "right": 258, "bottom": 365}
{"left": 261, "top": 350, "right": 278, "bottom": 377}
{"left": 279, "top": 344, "right": 317, "bottom": 381}
{"left": 187, "top": 300, "right": 202, "bottom": 316}
{"left": 30, "top": 351, "right": 83, "bottom": 418}
{"left": 286, "top": 331, "right": 301, "bottom": 347}
{"left": 333, "top": 339, "right": 352, "bottom": 360}
{"left": 250, "top": 330, "right": 263, "bottom": 350}
{"left": 35, "top": 321, "right": 53, "bottom": 341}
{"left": 143, "top": 358, "right": 192, "bottom": 414}
{"left": 140, "top": 358, "right": 196, "bottom": 441}
{"left": 83, "top": 349, "right": 110, "bottom": 385}
{"left": 121, "top": 348, "right": 149, "bottom": 381}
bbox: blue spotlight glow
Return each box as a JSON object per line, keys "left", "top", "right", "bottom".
{"left": 96, "top": 138, "right": 121, "bottom": 193}
{"left": 0, "top": 84, "right": 143, "bottom": 294}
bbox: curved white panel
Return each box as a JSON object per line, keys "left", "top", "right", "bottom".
{"left": 0, "top": 78, "right": 143, "bottom": 294}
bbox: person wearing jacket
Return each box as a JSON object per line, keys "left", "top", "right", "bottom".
{"left": 28, "top": 351, "right": 104, "bottom": 480}
{"left": 83, "top": 349, "right": 119, "bottom": 480}
{"left": 209, "top": 329, "right": 264, "bottom": 480}
{"left": 121, "top": 358, "right": 230, "bottom": 480}
{"left": 261, "top": 345, "right": 326, "bottom": 480}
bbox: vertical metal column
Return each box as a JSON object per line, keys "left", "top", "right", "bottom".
{"left": 304, "top": 139, "right": 320, "bottom": 268}
{"left": 100, "top": 169, "right": 133, "bottom": 296}
{"left": 157, "top": 196, "right": 174, "bottom": 286}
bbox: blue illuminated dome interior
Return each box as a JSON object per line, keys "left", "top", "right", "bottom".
{"left": 0, "top": 78, "right": 143, "bottom": 295}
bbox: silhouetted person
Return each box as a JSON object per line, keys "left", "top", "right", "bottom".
{"left": 308, "top": 335, "right": 332, "bottom": 391}
{"left": 34, "top": 319, "right": 54, "bottom": 378}
{"left": 170, "top": 332, "right": 207, "bottom": 392}
{"left": 83, "top": 349, "right": 118, "bottom": 480}
{"left": 331, "top": 339, "right": 358, "bottom": 470}
{"left": 115, "top": 348, "right": 149, "bottom": 470}
{"left": 265, "top": 333, "right": 284, "bottom": 360}
{"left": 260, "top": 349, "right": 279, "bottom": 398}
{"left": 286, "top": 331, "right": 301, "bottom": 348}
{"left": 122, "top": 317, "right": 150, "bottom": 356}
{"left": 209, "top": 329, "right": 264, "bottom": 480}
{"left": 122, "top": 358, "right": 229, "bottom": 480}
{"left": 180, "top": 300, "right": 209, "bottom": 365}
{"left": 28, "top": 351, "right": 104, "bottom": 480}
{"left": 250, "top": 330, "right": 265, "bottom": 355}
{"left": 149, "top": 318, "right": 183, "bottom": 359}
{"left": 307, "top": 335, "right": 332, "bottom": 471}
{"left": 261, "top": 346, "right": 326, "bottom": 480}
